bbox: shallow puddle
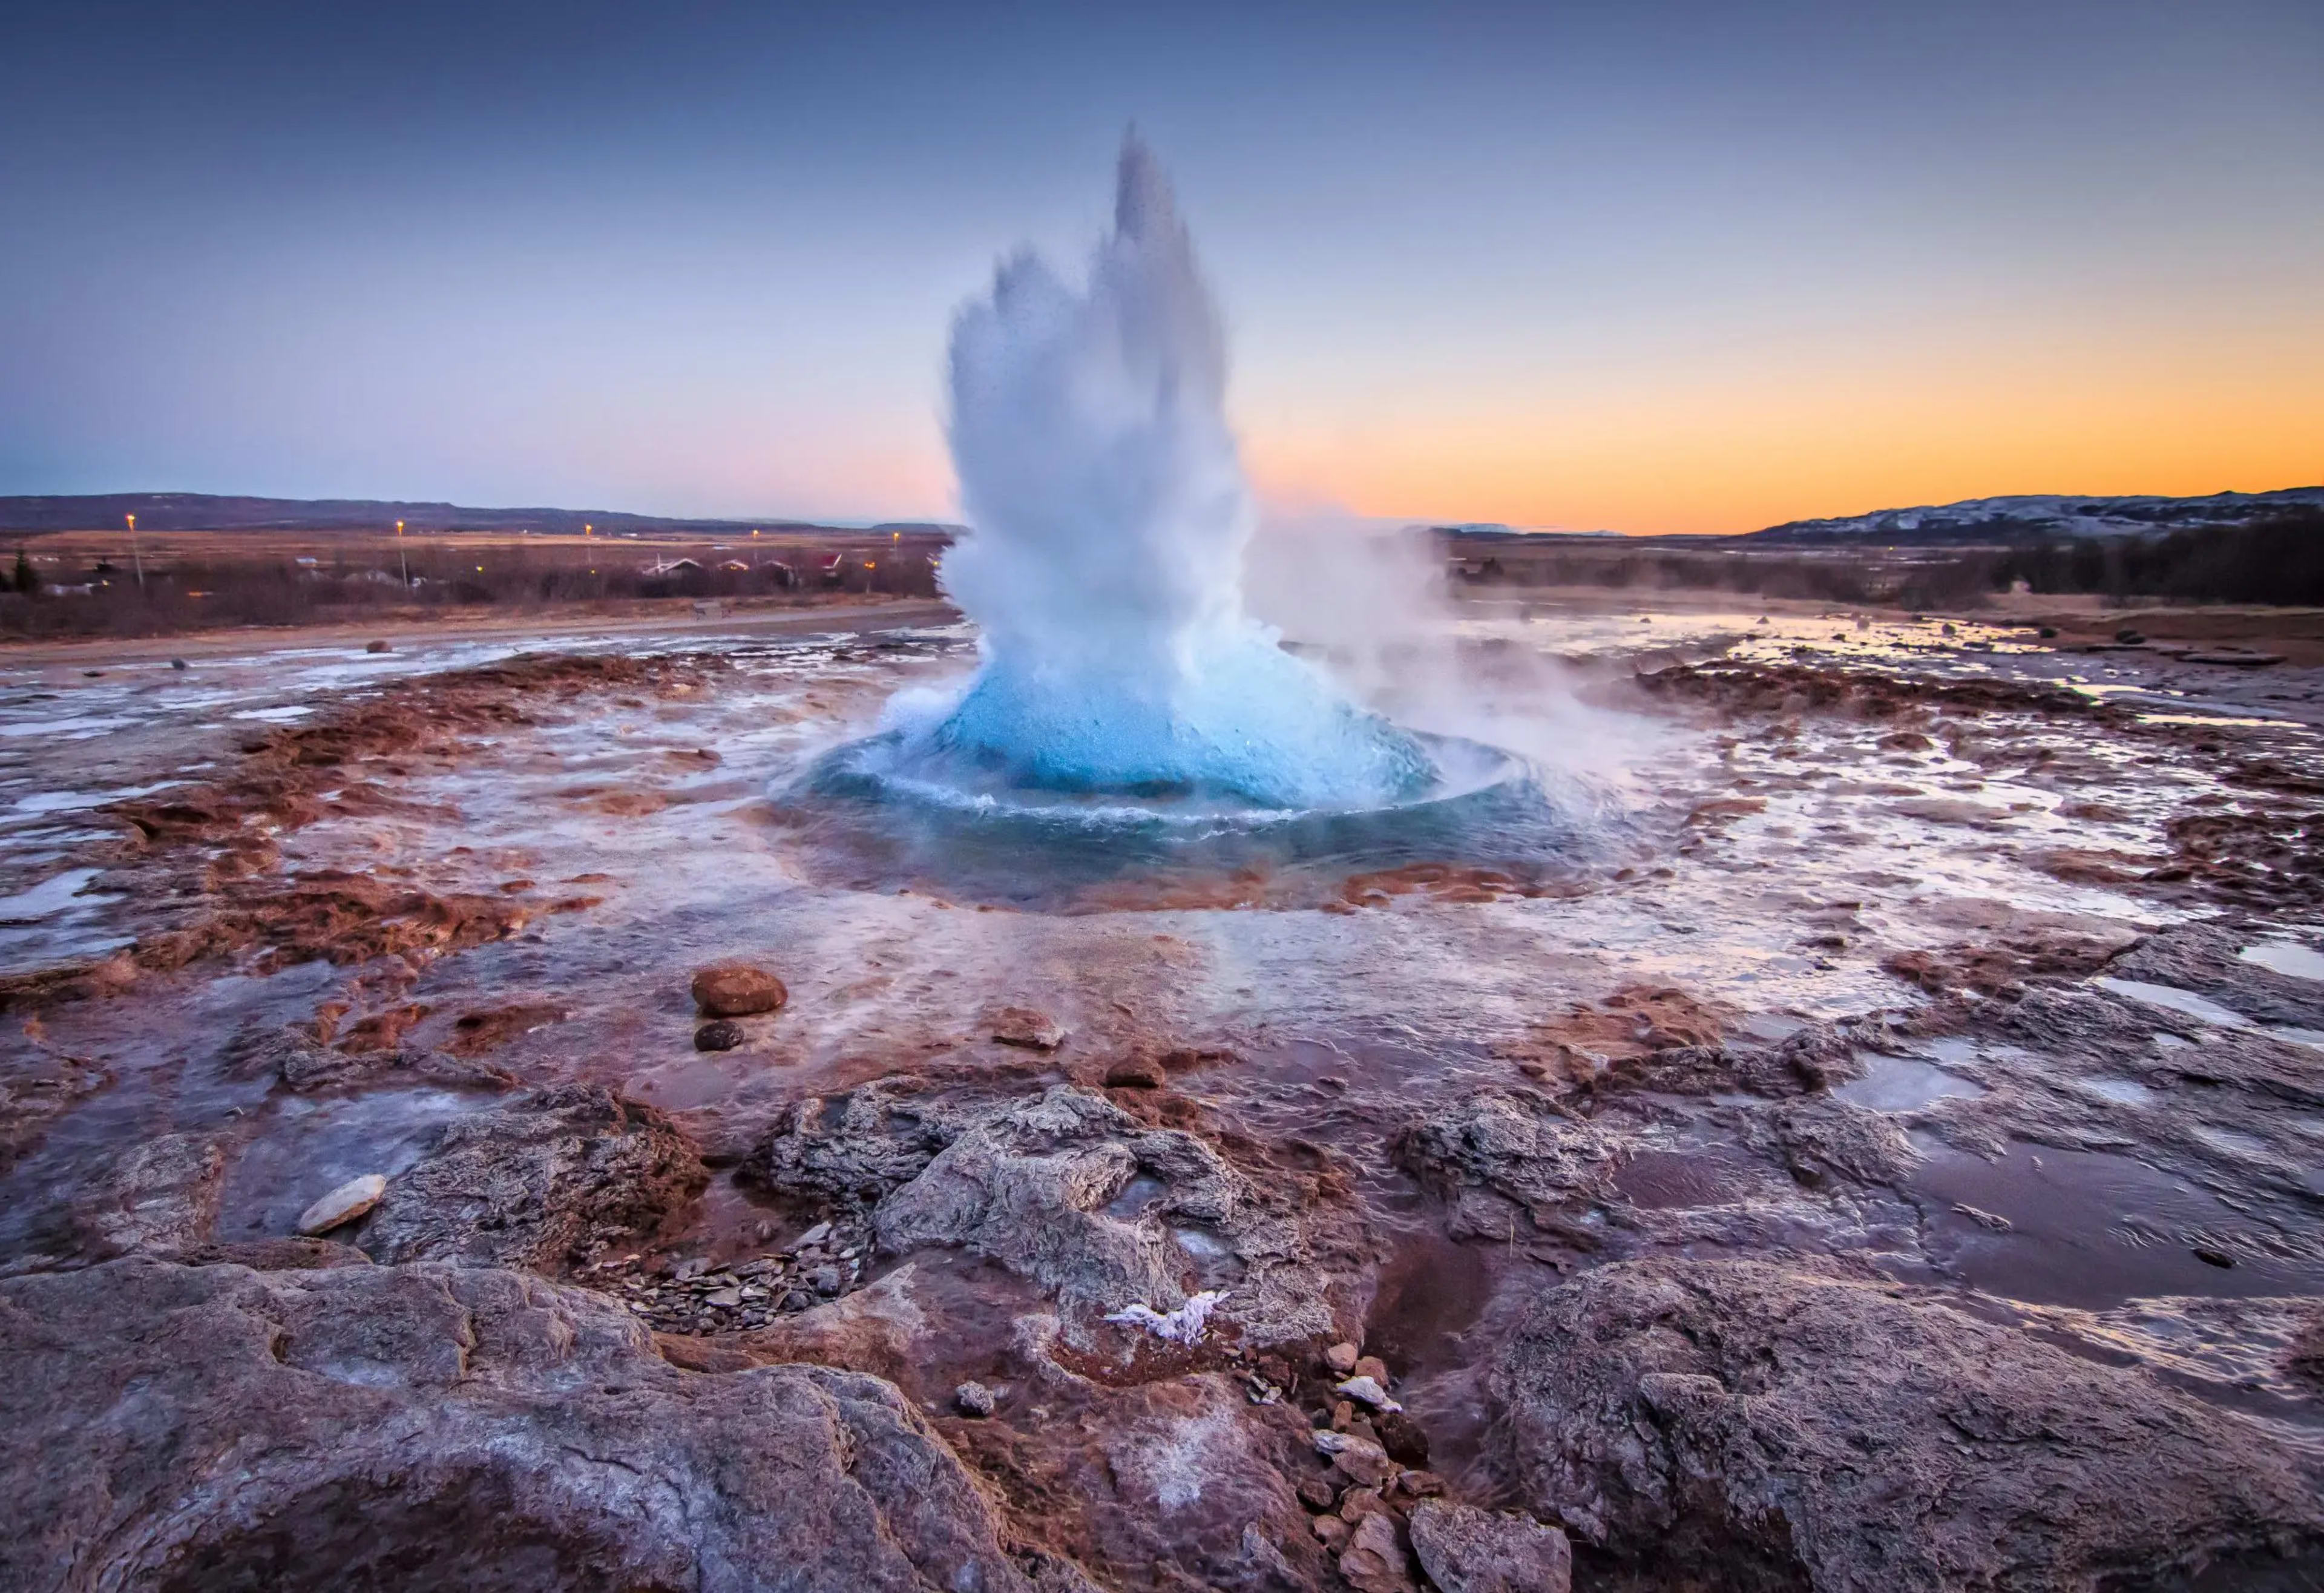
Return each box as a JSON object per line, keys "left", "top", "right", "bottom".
{"left": 216, "top": 1089, "right": 475, "bottom": 1238}
{"left": 1909, "top": 1137, "right": 2324, "bottom": 1309}
{"left": 1610, "top": 1145, "right": 1761, "bottom": 1209}
{"left": 1834, "top": 1053, "right": 1988, "bottom": 1112}
{"left": 2241, "top": 940, "right": 2324, "bottom": 982}
{"left": 2095, "top": 977, "right": 2253, "bottom": 1030}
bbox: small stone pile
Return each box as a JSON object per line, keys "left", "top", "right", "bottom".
{"left": 576, "top": 1220, "right": 870, "bottom": 1335}
{"left": 1287, "top": 1340, "right": 1572, "bottom": 1593}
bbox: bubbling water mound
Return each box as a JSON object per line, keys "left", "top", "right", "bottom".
{"left": 783, "top": 729, "right": 1617, "bottom": 910}
{"left": 908, "top": 631, "right": 1438, "bottom": 809}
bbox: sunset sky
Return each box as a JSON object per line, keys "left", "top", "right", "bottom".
{"left": 3, "top": 1, "right": 2318, "bottom": 534}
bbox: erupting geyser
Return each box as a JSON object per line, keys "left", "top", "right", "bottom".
{"left": 890, "top": 137, "right": 1438, "bottom": 810}
{"left": 799, "top": 140, "right": 1572, "bottom": 894}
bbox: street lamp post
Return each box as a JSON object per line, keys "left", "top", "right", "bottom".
{"left": 396, "top": 521, "right": 409, "bottom": 589}
{"left": 125, "top": 513, "right": 145, "bottom": 590}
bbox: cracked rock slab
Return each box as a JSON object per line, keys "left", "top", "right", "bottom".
{"left": 0, "top": 1256, "right": 1066, "bottom": 1592}
{"left": 1487, "top": 1256, "right": 2324, "bottom": 1591}
{"left": 363, "top": 1083, "right": 707, "bottom": 1270}
{"left": 871, "top": 1084, "right": 1362, "bottom": 1347}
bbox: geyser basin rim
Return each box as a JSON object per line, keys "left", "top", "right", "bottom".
{"left": 801, "top": 727, "right": 1533, "bottom": 833}
{"left": 776, "top": 724, "right": 1623, "bottom": 910}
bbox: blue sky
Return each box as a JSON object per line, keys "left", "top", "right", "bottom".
{"left": 4, "top": 1, "right": 2319, "bottom": 531}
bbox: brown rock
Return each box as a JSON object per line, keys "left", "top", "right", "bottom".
{"left": 0, "top": 1258, "right": 1062, "bottom": 1591}
{"left": 1407, "top": 1499, "right": 1571, "bottom": 1593}
{"left": 1374, "top": 1408, "right": 1432, "bottom": 1468}
{"left": 691, "top": 961, "right": 789, "bottom": 1017}
{"left": 1324, "top": 1340, "right": 1360, "bottom": 1375}
{"left": 364, "top": 1085, "right": 707, "bottom": 1269}
{"left": 0, "top": 1051, "right": 111, "bottom": 1175}
{"left": 1101, "top": 1055, "right": 1165, "bottom": 1089}
{"left": 1339, "top": 1510, "right": 1417, "bottom": 1593}
{"left": 694, "top": 1019, "right": 746, "bottom": 1051}
{"left": 445, "top": 1000, "right": 567, "bottom": 1056}
{"left": 1877, "top": 899, "right": 2141, "bottom": 998}
{"left": 81, "top": 1132, "right": 223, "bottom": 1257}
{"left": 1319, "top": 1431, "right": 1399, "bottom": 1488}
{"left": 1068, "top": 1373, "right": 1328, "bottom": 1589}
{"left": 2291, "top": 1310, "right": 2324, "bottom": 1392}
{"left": 176, "top": 1237, "right": 372, "bottom": 1272}
{"left": 295, "top": 1172, "right": 387, "bottom": 1235}
{"left": 988, "top": 1005, "right": 1066, "bottom": 1049}
{"left": 1489, "top": 1258, "right": 2324, "bottom": 1590}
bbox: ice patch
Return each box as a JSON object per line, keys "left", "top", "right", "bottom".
{"left": 1106, "top": 1288, "right": 1227, "bottom": 1345}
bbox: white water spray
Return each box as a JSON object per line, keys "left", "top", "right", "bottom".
{"left": 901, "top": 138, "right": 1436, "bottom": 810}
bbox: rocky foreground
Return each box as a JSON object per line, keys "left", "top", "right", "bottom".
{"left": 4, "top": 631, "right": 2324, "bottom": 1590}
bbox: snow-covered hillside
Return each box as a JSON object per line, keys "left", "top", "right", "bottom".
{"left": 1750, "top": 487, "right": 2324, "bottom": 543}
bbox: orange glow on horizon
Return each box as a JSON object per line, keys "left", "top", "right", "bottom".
{"left": 666, "top": 327, "right": 2320, "bottom": 537}
{"left": 1241, "top": 353, "right": 2324, "bottom": 536}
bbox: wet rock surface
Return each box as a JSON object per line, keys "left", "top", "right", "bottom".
{"left": 80, "top": 1132, "right": 226, "bottom": 1258}
{"left": 1489, "top": 1257, "right": 2324, "bottom": 1591}
{"left": 237, "top": 1023, "right": 519, "bottom": 1094}
{"left": 0, "top": 1256, "right": 1066, "bottom": 1593}
{"left": 870, "top": 1083, "right": 1367, "bottom": 1346}
{"left": 1406, "top": 1500, "right": 1572, "bottom": 1593}
{"left": 7, "top": 610, "right": 2324, "bottom": 1588}
{"left": 363, "top": 1085, "right": 708, "bottom": 1270}
{"left": 991, "top": 1004, "right": 1069, "bottom": 1049}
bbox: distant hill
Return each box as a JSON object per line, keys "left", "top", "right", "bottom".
{"left": 1747, "top": 487, "right": 2324, "bottom": 545}
{"left": 0, "top": 492, "right": 959, "bottom": 539}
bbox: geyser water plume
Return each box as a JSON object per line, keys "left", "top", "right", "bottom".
{"left": 788, "top": 139, "right": 1611, "bottom": 904}
{"left": 899, "top": 137, "right": 1436, "bottom": 810}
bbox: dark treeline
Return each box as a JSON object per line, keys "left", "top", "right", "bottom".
{"left": 0, "top": 540, "right": 945, "bottom": 638}
{"left": 1454, "top": 547, "right": 1989, "bottom": 608}
{"left": 1452, "top": 508, "right": 2324, "bottom": 609}
{"left": 1985, "top": 509, "right": 2324, "bottom": 605}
